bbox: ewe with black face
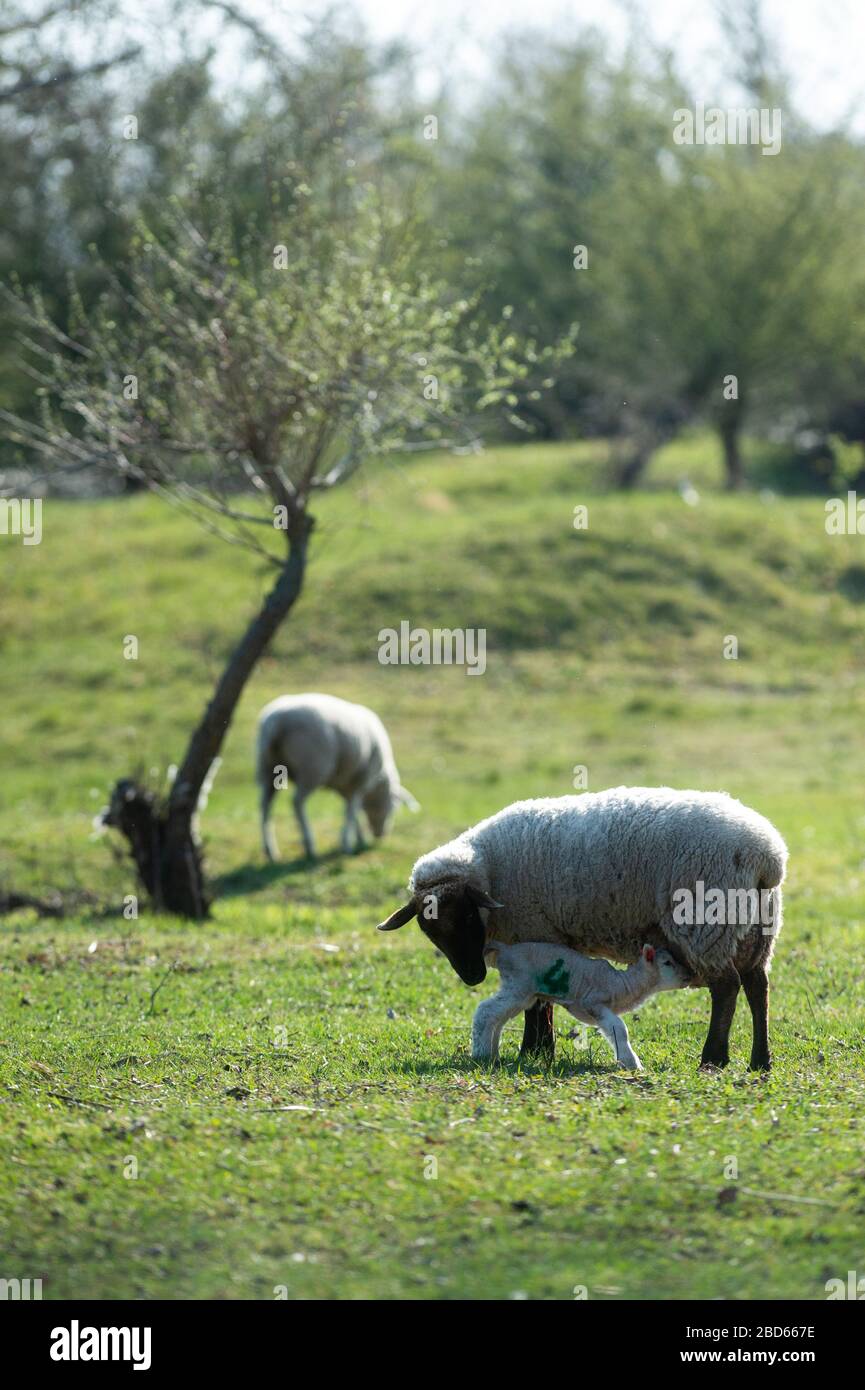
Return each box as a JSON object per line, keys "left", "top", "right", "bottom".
{"left": 378, "top": 788, "right": 787, "bottom": 1071}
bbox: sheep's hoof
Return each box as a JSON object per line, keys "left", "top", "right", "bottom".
{"left": 749, "top": 1053, "right": 772, "bottom": 1073}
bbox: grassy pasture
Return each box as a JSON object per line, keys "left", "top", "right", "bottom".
{"left": 1, "top": 434, "right": 864, "bottom": 1299}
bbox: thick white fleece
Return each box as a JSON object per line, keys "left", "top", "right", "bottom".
{"left": 408, "top": 788, "right": 787, "bottom": 975}
{"left": 257, "top": 693, "right": 401, "bottom": 799}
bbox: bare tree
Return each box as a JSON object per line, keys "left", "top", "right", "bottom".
{"left": 2, "top": 192, "right": 571, "bottom": 915}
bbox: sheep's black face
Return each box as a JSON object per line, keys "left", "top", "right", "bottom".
{"left": 419, "top": 888, "right": 488, "bottom": 986}
{"left": 377, "top": 882, "right": 500, "bottom": 986}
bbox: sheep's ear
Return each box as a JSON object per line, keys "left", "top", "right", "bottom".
{"left": 397, "top": 787, "right": 421, "bottom": 812}
{"left": 377, "top": 901, "right": 417, "bottom": 932}
{"left": 466, "top": 885, "right": 504, "bottom": 912}
{"left": 642, "top": 944, "right": 656, "bottom": 963}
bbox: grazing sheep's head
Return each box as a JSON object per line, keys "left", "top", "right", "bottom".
{"left": 377, "top": 882, "right": 501, "bottom": 987}
{"left": 363, "top": 780, "right": 420, "bottom": 838}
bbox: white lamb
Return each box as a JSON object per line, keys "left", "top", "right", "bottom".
{"left": 256, "top": 693, "right": 418, "bottom": 861}
{"left": 377, "top": 788, "right": 788, "bottom": 1070}
{"left": 473, "top": 940, "right": 690, "bottom": 1069}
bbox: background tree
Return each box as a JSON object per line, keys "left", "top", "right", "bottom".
{"left": 0, "top": 1, "right": 141, "bottom": 451}
{"left": 601, "top": 123, "right": 865, "bottom": 488}
{"left": 0, "top": 2, "right": 420, "bottom": 477}
{"left": 437, "top": 9, "right": 865, "bottom": 488}
{"left": 437, "top": 32, "right": 674, "bottom": 443}
{"left": 0, "top": 0, "right": 139, "bottom": 107}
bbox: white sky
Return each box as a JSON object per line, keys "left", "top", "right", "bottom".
{"left": 344, "top": 0, "right": 863, "bottom": 126}
{"left": 72, "top": 0, "right": 865, "bottom": 133}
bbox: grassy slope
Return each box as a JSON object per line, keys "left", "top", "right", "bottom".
{"left": 1, "top": 434, "right": 864, "bottom": 1300}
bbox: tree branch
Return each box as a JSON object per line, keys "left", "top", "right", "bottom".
{"left": 0, "top": 46, "right": 142, "bottom": 105}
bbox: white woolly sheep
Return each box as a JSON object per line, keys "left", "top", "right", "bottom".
{"left": 473, "top": 940, "right": 690, "bottom": 1069}
{"left": 256, "top": 693, "right": 418, "bottom": 861}
{"left": 377, "top": 787, "right": 788, "bottom": 1070}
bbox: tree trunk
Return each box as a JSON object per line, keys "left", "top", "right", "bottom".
{"left": 105, "top": 515, "right": 313, "bottom": 918}
{"left": 615, "top": 442, "right": 652, "bottom": 489}
{"left": 613, "top": 415, "right": 686, "bottom": 490}
{"left": 614, "top": 423, "right": 675, "bottom": 489}
{"left": 719, "top": 413, "right": 744, "bottom": 490}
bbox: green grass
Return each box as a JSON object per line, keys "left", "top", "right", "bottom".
{"left": 1, "top": 433, "right": 864, "bottom": 1300}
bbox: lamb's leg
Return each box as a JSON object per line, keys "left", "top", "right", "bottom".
{"left": 472, "top": 992, "right": 531, "bottom": 1062}
{"left": 740, "top": 963, "right": 771, "bottom": 1072}
{"left": 292, "top": 789, "right": 316, "bottom": 859}
{"left": 700, "top": 964, "right": 741, "bottom": 1069}
{"left": 592, "top": 1006, "right": 642, "bottom": 1071}
{"left": 260, "top": 782, "right": 278, "bottom": 862}
{"left": 520, "top": 1000, "right": 555, "bottom": 1061}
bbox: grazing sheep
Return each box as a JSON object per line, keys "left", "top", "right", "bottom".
{"left": 473, "top": 941, "right": 690, "bottom": 1068}
{"left": 256, "top": 693, "right": 418, "bottom": 861}
{"left": 377, "top": 788, "right": 787, "bottom": 1070}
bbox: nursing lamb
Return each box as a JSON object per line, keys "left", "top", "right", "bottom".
{"left": 474, "top": 940, "right": 691, "bottom": 1068}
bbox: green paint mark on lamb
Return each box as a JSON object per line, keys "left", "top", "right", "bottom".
{"left": 535, "top": 959, "right": 570, "bottom": 996}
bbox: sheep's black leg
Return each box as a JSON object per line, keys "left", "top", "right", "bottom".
{"left": 740, "top": 964, "right": 771, "bottom": 1072}
{"left": 520, "top": 1001, "right": 555, "bottom": 1060}
{"left": 700, "top": 965, "right": 741, "bottom": 1069}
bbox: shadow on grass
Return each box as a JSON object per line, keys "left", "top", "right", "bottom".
{"left": 213, "top": 847, "right": 364, "bottom": 899}
{"left": 396, "top": 1052, "right": 623, "bottom": 1079}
